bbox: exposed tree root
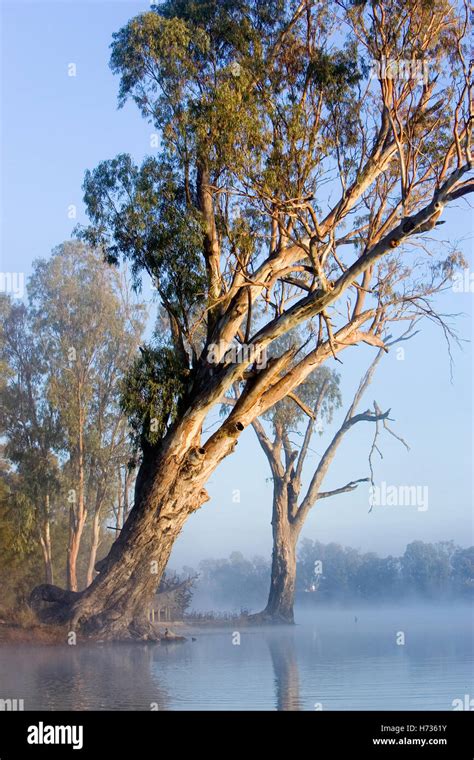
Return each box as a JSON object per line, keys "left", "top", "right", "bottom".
{"left": 246, "top": 609, "right": 295, "bottom": 626}
{"left": 29, "top": 584, "right": 162, "bottom": 642}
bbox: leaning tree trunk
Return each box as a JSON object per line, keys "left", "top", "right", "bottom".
{"left": 30, "top": 432, "right": 213, "bottom": 640}
{"left": 251, "top": 483, "right": 300, "bottom": 624}
{"left": 29, "top": 357, "right": 256, "bottom": 641}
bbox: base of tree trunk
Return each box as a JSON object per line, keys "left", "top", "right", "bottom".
{"left": 29, "top": 585, "right": 81, "bottom": 625}
{"left": 28, "top": 445, "right": 211, "bottom": 641}
{"left": 29, "top": 584, "right": 162, "bottom": 642}
{"left": 246, "top": 608, "right": 295, "bottom": 625}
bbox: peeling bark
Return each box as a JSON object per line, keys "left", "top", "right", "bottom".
{"left": 262, "top": 488, "right": 299, "bottom": 624}
{"left": 31, "top": 440, "right": 212, "bottom": 639}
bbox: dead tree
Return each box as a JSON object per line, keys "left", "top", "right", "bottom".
{"left": 248, "top": 333, "right": 410, "bottom": 623}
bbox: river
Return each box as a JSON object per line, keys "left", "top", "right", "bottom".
{"left": 0, "top": 605, "right": 472, "bottom": 710}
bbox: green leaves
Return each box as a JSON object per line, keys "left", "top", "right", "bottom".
{"left": 307, "top": 45, "right": 363, "bottom": 99}
{"left": 109, "top": 3, "right": 279, "bottom": 170}
{"left": 111, "top": 12, "right": 210, "bottom": 117}
{"left": 80, "top": 155, "right": 206, "bottom": 312}
{"left": 121, "top": 344, "right": 188, "bottom": 448}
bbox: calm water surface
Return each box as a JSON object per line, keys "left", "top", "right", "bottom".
{"left": 0, "top": 606, "right": 472, "bottom": 710}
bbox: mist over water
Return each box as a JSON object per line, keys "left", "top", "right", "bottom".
{"left": 1, "top": 603, "right": 471, "bottom": 711}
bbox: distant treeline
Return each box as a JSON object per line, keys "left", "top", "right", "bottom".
{"left": 185, "top": 540, "right": 474, "bottom": 612}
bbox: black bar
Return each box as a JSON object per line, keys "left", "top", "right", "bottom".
{"left": 0, "top": 711, "right": 472, "bottom": 758}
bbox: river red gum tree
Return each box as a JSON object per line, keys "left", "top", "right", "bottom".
{"left": 249, "top": 335, "right": 412, "bottom": 624}
{"left": 32, "top": 0, "right": 473, "bottom": 639}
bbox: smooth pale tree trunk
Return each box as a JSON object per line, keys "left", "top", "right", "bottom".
{"left": 39, "top": 533, "right": 54, "bottom": 585}
{"left": 123, "top": 467, "right": 130, "bottom": 523}
{"left": 40, "top": 545, "right": 54, "bottom": 585}
{"left": 38, "top": 494, "right": 54, "bottom": 585}
{"left": 85, "top": 509, "right": 101, "bottom": 588}
{"left": 67, "top": 514, "right": 86, "bottom": 592}
{"left": 123, "top": 465, "right": 135, "bottom": 523}
{"left": 67, "top": 396, "right": 87, "bottom": 592}
{"left": 85, "top": 486, "right": 107, "bottom": 588}
{"left": 116, "top": 467, "right": 123, "bottom": 531}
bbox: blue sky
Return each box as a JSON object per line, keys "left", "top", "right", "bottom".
{"left": 1, "top": 1, "right": 472, "bottom": 568}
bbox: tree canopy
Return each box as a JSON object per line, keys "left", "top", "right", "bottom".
{"left": 78, "top": 0, "right": 472, "bottom": 455}
{"left": 28, "top": 0, "right": 473, "bottom": 639}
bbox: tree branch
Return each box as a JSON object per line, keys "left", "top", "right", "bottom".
{"left": 318, "top": 478, "right": 370, "bottom": 500}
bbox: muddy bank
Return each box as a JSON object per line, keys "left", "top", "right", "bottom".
{"left": 0, "top": 620, "right": 189, "bottom": 645}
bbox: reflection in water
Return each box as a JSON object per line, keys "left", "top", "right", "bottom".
{"left": 267, "top": 631, "right": 301, "bottom": 711}
{"left": 0, "top": 644, "right": 169, "bottom": 711}
{"left": 0, "top": 606, "right": 471, "bottom": 710}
